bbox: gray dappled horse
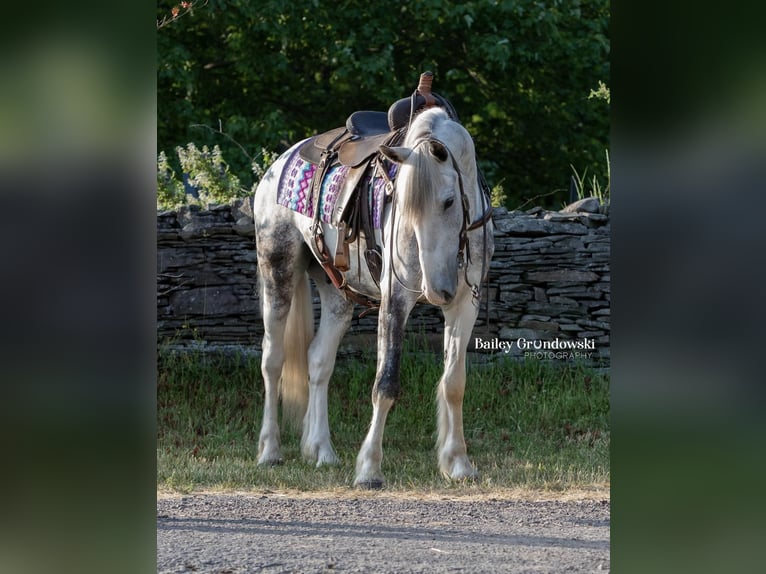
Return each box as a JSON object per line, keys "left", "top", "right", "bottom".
{"left": 253, "top": 107, "right": 493, "bottom": 487}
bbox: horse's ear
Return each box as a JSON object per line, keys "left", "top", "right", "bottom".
{"left": 428, "top": 140, "right": 449, "bottom": 162}
{"left": 380, "top": 145, "right": 412, "bottom": 164}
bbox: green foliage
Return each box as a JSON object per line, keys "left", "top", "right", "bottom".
{"left": 569, "top": 82, "right": 609, "bottom": 208}
{"left": 251, "top": 147, "right": 279, "bottom": 182}
{"left": 589, "top": 80, "right": 611, "bottom": 104}
{"left": 157, "top": 143, "right": 244, "bottom": 210}
{"left": 570, "top": 148, "right": 610, "bottom": 207}
{"left": 177, "top": 142, "right": 242, "bottom": 205}
{"left": 490, "top": 183, "right": 508, "bottom": 208}
{"left": 157, "top": 339, "right": 610, "bottom": 492}
{"left": 157, "top": 150, "right": 185, "bottom": 210}
{"left": 157, "top": 0, "right": 609, "bottom": 209}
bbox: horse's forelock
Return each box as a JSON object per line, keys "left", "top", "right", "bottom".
{"left": 398, "top": 144, "right": 442, "bottom": 222}
{"left": 398, "top": 108, "right": 464, "bottom": 222}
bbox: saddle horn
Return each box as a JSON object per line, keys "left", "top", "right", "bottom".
{"left": 416, "top": 71, "right": 438, "bottom": 108}
{"left": 388, "top": 71, "right": 448, "bottom": 131}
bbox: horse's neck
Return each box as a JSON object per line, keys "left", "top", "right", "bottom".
{"left": 459, "top": 162, "right": 485, "bottom": 221}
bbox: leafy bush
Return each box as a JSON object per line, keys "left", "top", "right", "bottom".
{"left": 491, "top": 184, "right": 508, "bottom": 208}
{"left": 251, "top": 147, "right": 280, "bottom": 182}
{"left": 158, "top": 0, "right": 609, "bottom": 209}
{"left": 157, "top": 150, "right": 185, "bottom": 210}
{"left": 157, "top": 143, "right": 244, "bottom": 210}
{"left": 589, "top": 81, "right": 611, "bottom": 104}
{"left": 177, "top": 143, "right": 242, "bottom": 205}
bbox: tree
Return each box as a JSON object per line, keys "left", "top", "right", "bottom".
{"left": 157, "top": 0, "right": 609, "bottom": 209}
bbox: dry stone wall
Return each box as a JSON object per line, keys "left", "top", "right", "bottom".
{"left": 157, "top": 198, "right": 610, "bottom": 363}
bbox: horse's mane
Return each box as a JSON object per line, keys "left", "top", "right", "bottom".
{"left": 398, "top": 108, "right": 474, "bottom": 223}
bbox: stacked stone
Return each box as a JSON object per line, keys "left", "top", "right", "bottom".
{"left": 484, "top": 198, "right": 610, "bottom": 363}
{"left": 157, "top": 200, "right": 260, "bottom": 344}
{"left": 156, "top": 197, "right": 610, "bottom": 363}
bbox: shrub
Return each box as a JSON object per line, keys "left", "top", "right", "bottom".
{"left": 176, "top": 143, "right": 243, "bottom": 206}
{"left": 157, "top": 151, "right": 185, "bottom": 210}
{"left": 157, "top": 143, "right": 244, "bottom": 210}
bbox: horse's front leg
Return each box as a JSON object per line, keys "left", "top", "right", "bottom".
{"left": 437, "top": 292, "right": 480, "bottom": 480}
{"left": 354, "top": 290, "right": 417, "bottom": 488}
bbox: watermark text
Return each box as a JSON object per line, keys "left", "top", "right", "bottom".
{"left": 474, "top": 336, "right": 596, "bottom": 360}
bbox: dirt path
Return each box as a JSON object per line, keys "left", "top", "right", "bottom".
{"left": 157, "top": 490, "right": 609, "bottom": 573}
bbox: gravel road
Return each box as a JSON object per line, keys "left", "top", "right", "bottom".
{"left": 157, "top": 492, "right": 609, "bottom": 573}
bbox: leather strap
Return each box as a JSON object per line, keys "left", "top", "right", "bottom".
{"left": 466, "top": 203, "right": 494, "bottom": 231}
{"left": 314, "top": 217, "right": 379, "bottom": 311}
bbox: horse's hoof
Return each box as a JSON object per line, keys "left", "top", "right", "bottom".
{"left": 454, "top": 471, "right": 478, "bottom": 482}
{"left": 443, "top": 460, "right": 479, "bottom": 482}
{"left": 257, "top": 457, "right": 284, "bottom": 467}
{"left": 315, "top": 455, "right": 340, "bottom": 468}
{"left": 355, "top": 478, "right": 385, "bottom": 490}
{"left": 305, "top": 445, "right": 340, "bottom": 467}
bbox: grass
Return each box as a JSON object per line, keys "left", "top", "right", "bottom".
{"left": 157, "top": 337, "right": 609, "bottom": 495}
{"left": 569, "top": 148, "right": 611, "bottom": 209}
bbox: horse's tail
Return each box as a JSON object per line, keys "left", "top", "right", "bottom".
{"left": 280, "top": 273, "right": 313, "bottom": 430}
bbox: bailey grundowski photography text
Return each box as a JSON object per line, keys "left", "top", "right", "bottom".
{"left": 474, "top": 336, "right": 597, "bottom": 360}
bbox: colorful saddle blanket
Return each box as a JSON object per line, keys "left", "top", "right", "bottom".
{"left": 277, "top": 145, "right": 395, "bottom": 229}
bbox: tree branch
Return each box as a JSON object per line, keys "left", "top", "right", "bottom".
{"left": 157, "top": 1, "right": 209, "bottom": 31}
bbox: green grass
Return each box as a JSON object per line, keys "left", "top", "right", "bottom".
{"left": 569, "top": 148, "right": 611, "bottom": 209}
{"left": 157, "top": 338, "right": 609, "bottom": 494}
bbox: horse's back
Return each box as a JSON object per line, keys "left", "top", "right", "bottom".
{"left": 253, "top": 142, "right": 305, "bottom": 227}
{"left": 253, "top": 142, "right": 314, "bottom": 280}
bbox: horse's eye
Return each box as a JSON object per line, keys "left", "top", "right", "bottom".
{"left": 444, "top": 197, "right": 455, "bottom": 210}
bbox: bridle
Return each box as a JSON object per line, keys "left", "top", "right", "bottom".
{"left": 382, "top": 136, "right": 493, "bottom": 304}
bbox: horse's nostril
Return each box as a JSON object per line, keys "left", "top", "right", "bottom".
{"left": 441, "top": 289, "right": 455, "bottom": 303}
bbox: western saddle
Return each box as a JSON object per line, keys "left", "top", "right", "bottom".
{"left": 298, "top": 72, "right": 462, "bottom": 309}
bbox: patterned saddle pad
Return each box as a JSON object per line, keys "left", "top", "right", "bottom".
{"left": 277, "top": 145, "right": 395, "bottom": 229}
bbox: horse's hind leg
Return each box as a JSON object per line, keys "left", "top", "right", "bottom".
{"left": 302, "top": 267, "right": 354, "bottom": 466}
{"left": 256, "top": 222, "right": 308, "bottom": 466}
{"left": 437, "top": 294, "right": 480, "bottom": 480}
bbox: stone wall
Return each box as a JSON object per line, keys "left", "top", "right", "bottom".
{"left": 157, "top": 198, "right": 610, "bottom": 363}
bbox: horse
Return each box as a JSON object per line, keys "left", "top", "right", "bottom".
{"left": 253, "top": 106, "right": 494, "bottom": 488}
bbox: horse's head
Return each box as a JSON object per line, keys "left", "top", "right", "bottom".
{"left": 380, "top": 108, "right": 478, "bottom": 306}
